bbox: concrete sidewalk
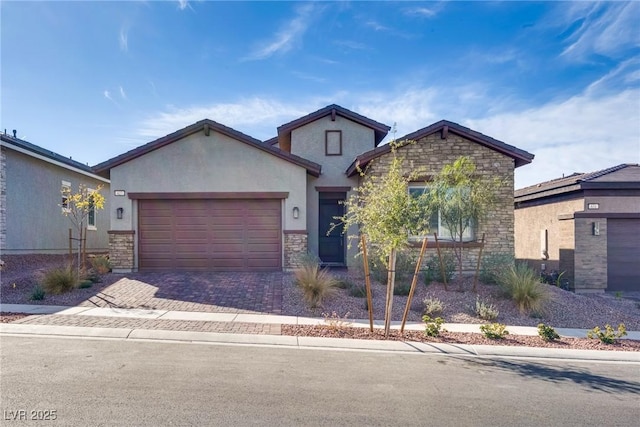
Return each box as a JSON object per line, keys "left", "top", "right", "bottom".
{"left": 1, "top": 303, "right": 639, "bottom": 362}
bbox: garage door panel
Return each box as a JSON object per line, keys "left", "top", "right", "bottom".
{"left": 139, "top": 198, "right": 281, "bottom": 271}
{"left": 607, "top": 219, "right": 640, "bottom": 292}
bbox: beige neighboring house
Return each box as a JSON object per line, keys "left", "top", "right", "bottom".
{"left": 93, "top": 104, "right": 533, "bottom": 273}
{"left": 0, "top": 131, "right": 110, "bottom": 255}
{"left": 514, "top": 164, "right": 640, "bottom": 293}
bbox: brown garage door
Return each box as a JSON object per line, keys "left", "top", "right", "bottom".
{"left": 607, "top": 219, "right": 640, "bottom": 292}
{"left": 138, "top": 199, "right": 281, "bottom": 271}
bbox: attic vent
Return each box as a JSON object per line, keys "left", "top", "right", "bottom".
{"left": 441, "top": 126, "right": 448, "bottom": 139}
{"left": 331, "top": 108, "right": 336, "bottom": 121}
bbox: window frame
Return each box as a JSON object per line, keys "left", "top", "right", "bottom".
{"left": 61, "top": 180, "right": 71, "bottom": 213}
{"left": 325, "top": 130, "right": 342, "bottom": 156}
{"left": 86, "top": 187, "right": 97, "bottom": 230}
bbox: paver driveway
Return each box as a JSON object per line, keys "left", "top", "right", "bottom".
{"left": 78, "top": 272, "right": 284, "bottom": 314}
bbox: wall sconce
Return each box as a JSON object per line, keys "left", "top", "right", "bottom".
{"left": 592, "top": 222, "right": 600, "bottom": 236}
{"left": 116, "top": 207, "right": 124, "bottom": 220}
{"left": 292, "top": 207, "right": 300, "bottom": 219}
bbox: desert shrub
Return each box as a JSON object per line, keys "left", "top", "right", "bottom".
{"left": 323, "top": 311, "right": 352, "bottom": 330}
{"left": 423, "top": 296, "right": 445, "bottom": 316}
{"left": 537, "top": 323, "right": 560, "bottom": 342}
{"left": 479, "top": 323, "right": 509, "bottom": 339}
{"left": 393, "top": 282, "right": 412, "bottom": 296}
{"left": 294, "top": 263, "right": 337, "bottom": 308}
{"left": 30, "top": 285, "right": 46, "bottom": 301}
{"left": 424, "top": 252, "right": 456, "bottom": 284}
{"left": 334, "top": 277, "right": 353, "bottom": 290}
{"left": 40, "top": 266, "right": 77, "bottom": 295}
{"left": 89, "top": 255, "right": 111, "bottom": 275}
{"left": 479, "top": 253, "right": 514, "bottom": 285}
{"left": 422, "top": 315, "right": 446, "bottom": 337}
{"left": 82, "top": 270, "right": 102, "bottom": 283}
{"left": 586, "top": 323, "right": 627, "bottom": 344}
{"left": 497, "top": 263, "right": 549, "bottom": 314}
{"left": 299, "top": 252, "right": 322, "bottom": 268}
{"left": 368, "top": 248, "right": 417, "bottom": 284}
{"left": 475, "top": 297, "right": 499, "bottom": 321}
{"left": 348, "top": 284, "right": 368, "bottom": 298}
{"left": 78, "top": 280, "right": 93, "bottom": 289}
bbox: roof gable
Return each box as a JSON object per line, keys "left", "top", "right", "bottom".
{"left": 346, "top": 119, "right": 534, "bottom": 176}
{"left": 93, "top": 119, "right": 321, "bottom": 177}
{"left": 277, "top": 104, "right": 391, "bottom": 147}
{"left": 0, "top": 133, "right": 108, "bottom": 182}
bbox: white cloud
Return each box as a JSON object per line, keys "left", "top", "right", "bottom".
{"left": 333, "top": 40, "right": 369, "bottom": 51}
{"left": 119, "top": 86, "right": 127, "bottom": 100}
{"left": 403, "top": 6, "right": 439, "bottom": 18}
{"left": 243, "top": 4, "right": 318, "bottom": 61}
{"left": 103, "top": 90, "right": 113, "bottom": 101}
{"left": 119, "top": 27, "right": 128, "bottom": 52}
{"left": 365, "top": 20, "right": 389, "bottom": 32}
{"left": 177, "top": 1, "right": 190, "bottom": 11}
{"left": 556, "top": 2, "right": 640, "bottom": 61}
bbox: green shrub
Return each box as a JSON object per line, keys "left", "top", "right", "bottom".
{"left": 30, "top": 285, "right": 46, "bottom": 301}
{"left": 479, "top": 323, "right": 509, "bottom": 339}
{"left": 89, "top": 255, "right": 111, "bottom": 275}
{"left": 586, "top": 323, "right": 627, "bottom": 344}
{"left": 424, "top": 252, "right": 455, "bottom": 284}
{"left": 294, "top": 263, "right": 337, "bottom": 308}
{"left": 393, "top": 282, "right": 411, "bottom": 296}
{"left": 40, "top": 266, "right": 77, "bottom": 295}
{"left": 537, "top": 323, "right": 560, "bottom": 342}
{"left": 475, "top": 296, "right": 499, "bottom": 321}
{"left": 78, "top": 280, "right": 93, "bottom": 289}
{"left": 334, "top": 278, "right": 353, "bottom": 290}
{"left": 497, "top": 263, "right": 549, "bottom": 314}
{"left": 348, "top": 284, "right": 368, "bottom": 298}
{"left": 422, "top": 315, "right": 446, "bottom": 337}
{"left": 299, "top": 252, "right": 322, "bottom": 268}
{"left": 82, "top": 270, "right": 102, "bottom": 283}
{"left": 423, "top": 296, "right": 445, "bottom": 317}
{"left": 368, "top": 249, "right": 417, "bottom": 284}
{"left": 479, "top": 253, "right": 514, "bottom": 285}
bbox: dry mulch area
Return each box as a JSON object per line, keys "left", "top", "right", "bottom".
{"left": 282, "top": 325, "right": 640, "bottom": 352}
{"left": 0, "top": 313, "right": 29, "bottom": 323}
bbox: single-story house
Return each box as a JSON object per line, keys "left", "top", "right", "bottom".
{"left": 93, "top": 105, "right": 534, "bottom": 273}
{"left": 0, "top": 130, "right": 110, "bottom": 254}
{"left": 514, "top": 164, "right": 640, "bottom": 293}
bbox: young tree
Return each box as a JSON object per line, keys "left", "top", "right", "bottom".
{"left": 429, "top": 156, "right": 501, "bottom": 280}
{"left": 61, "top": 184, "right": 105, "bottom": 275}
{"left": 335, "top": 141, "right": 432, "bottom": 336}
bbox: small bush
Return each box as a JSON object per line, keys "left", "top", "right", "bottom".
{"left": 422, "top": 315, "right": 446, "bottom": 337}
{"left": 393, "top": 282, "right": 411, "bottom": 296}
{"left": 368, "top": 249, "right": 417, "bottom": 284}
{"left": 334, "top": 278, "right": 353, "bottom": 290}
{"left": 299, "top": 252, "right": 321, "bottom": 268}
{"left": 323, "top": 311, "right": 352, "bottom": 330}
{"left": 479, "top": 253, "right": 514, "bottom": 285}
{"left": 586, "top": 323, "right": 627, "bottom": 344}
{"left": 423, "top": 296, "right": 445, "bottom": 317}
{"left": 40, "top": 266, "right": 77, "bottom": 295}
{"left": 89, "top": 255, "right": 111, "bottom": 275}
{"left": 78, "top": 280, "right": 93, "bottom": 289}
{"left": 497, "top": 263, "right": 549, "bottom": 314}
{"left": 30, "top": 285, "right": 46, "bottom": 301}
{"left": 475, "top": 297, "right": 499, "bottom": 321}
{"left": 82, "top": 270, "right": 102, "bottom": 283}
{"left": 480, "top": 323, "right": 509, "bottom": 339}
{"left": 537, "top": 323, "right": 560, "bottom": 341}
{"left": 424, "top": 252, "right": 455, "bottom": 284}
{"left": 294, "top": 263, "right": 337, "bottom": 309}
{"left": 347, "top": 283, "right": 369, "bottom": 298}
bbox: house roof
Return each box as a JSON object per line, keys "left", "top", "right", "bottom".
{"left": 346, "top": 119, "right": 535, "bottom": 176}
{"left": 515, "top": 163, "right": 640, "bottom": 202}
{"left": 0, "top": 133, "right": 108, "bottom": 182}
{"left": 276, "top": 104, "right": 391, "bottom": 146}
{"left": 93, "top": 119, "right": 322, "bottom": 177}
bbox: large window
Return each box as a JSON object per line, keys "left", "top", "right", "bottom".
{"left": 408, "top": 185, "right": 474, "bottom": 242}
{"left": 87, "top": 188, "right": 96, "bottom": 230}
{"left": 61, "top": 180, "right": 71, "bottom": 212}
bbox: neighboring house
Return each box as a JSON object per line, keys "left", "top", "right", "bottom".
{"left": 0, "top": 131, "right": 110, "bottom": 254}
{"left": 93, "top": 105, "right": 533, "bottom": 273}
{"left": 514, "top": 164, "right": 640, "bottom": 293}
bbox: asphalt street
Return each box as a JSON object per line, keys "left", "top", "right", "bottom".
{"left": 1, "top": 335, "right": 639, "bottom": 426}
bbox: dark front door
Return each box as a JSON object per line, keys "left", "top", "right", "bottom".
{"left": 318, "top": 193, "right": 345, "bottom": 265}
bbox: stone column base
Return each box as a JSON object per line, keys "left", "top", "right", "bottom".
{"left": 108, "top": 230, "right": 135, "bottom": 272}
{"left": 284, "top": 231, "right": 308, "bottom": 271}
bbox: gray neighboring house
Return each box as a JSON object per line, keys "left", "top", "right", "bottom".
{"left": 94, "top": 104, "right": 533, "bottom": 273}
{"left": 514, "top": 164, "right": 640, "bottom": 293}
{"left": 0, "top": 131, "right": 110, "bottom": 255}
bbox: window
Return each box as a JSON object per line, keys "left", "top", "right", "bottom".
{"left": 408, "top": 185, "right": 474, "bottom": 242}
{"left": 325, "top": 130, "right": 342, "bottom": 156}
{"left": 61, "top": 181, "right": 71, "bottom": 212}
{"left": 87, "top": 189, "right": 96, "bottom": 230}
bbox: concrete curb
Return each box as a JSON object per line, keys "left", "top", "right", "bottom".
{"left": 2, "top": 323, "right": 639, "bottom": 362}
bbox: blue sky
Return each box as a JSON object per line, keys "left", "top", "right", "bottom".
{"left": 2, "top": 1, "right": 639, "bottom": 188}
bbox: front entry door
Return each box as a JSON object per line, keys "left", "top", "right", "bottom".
{"left": 318, "top": 193, "right": 345, "bottom": 265}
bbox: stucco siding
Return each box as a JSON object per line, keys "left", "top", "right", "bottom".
{"left": 583, "top": 195, "right": 640, "bottom": 213}
{"left": 109, "top": 128, "right": 308, "bottom": 236}
{"left": 2, "top": 148, "right": 109, "bottom": 253}
{"left": 291, "top": 115, "right": 375, "bottom": 265}
{"left": 514, "top": 198, "right": 584, "bottom": 271}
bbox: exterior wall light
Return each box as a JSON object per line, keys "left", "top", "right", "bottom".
{"left": 292, "top": 207, "right": 299, "bottom": 219}
{"left": 117, "top": 207, "right": 124, "bottom": 220}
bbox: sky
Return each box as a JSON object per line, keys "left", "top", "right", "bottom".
{"left": 1, "top": 0, "right": 639, "bottom": 189}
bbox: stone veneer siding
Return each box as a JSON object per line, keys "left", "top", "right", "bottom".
{"left": 0, "top": 147, "right": 6, "bottom": 251}
{"left": 284, "top": 231, "right": 308, "bottom": 270}
{"left": 573, "top": 217, "right": 607, "bottom": 293}
{"left": 362, "top": 133, "right": 515, "bottom": 272}
{"left": 108, "top": 230, "right": 135, "bottom": 272}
